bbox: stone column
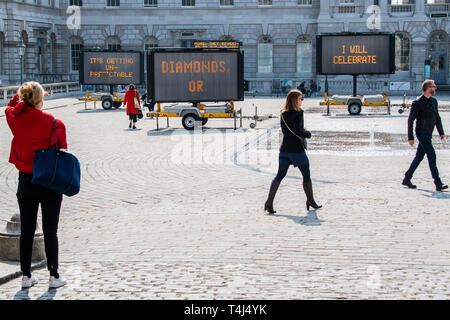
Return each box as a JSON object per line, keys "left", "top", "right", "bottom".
{"left": 318, "top": 0, "right": 330, "bottom": 20}
{"left": 415, "top": 0, "right": 426, "bottom": 18}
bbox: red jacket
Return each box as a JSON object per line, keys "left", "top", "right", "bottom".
{"left": 124, "top": 89, "right": 140, "bottom": 115}
{"left": 5, "top": 94, "right": 68, "bottom": 173}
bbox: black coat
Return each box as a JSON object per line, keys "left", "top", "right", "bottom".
{"left": 280, "top": 110, "right": 311, "bottom": 153}
{"left": 408, "top": 95, "right": 445, "bottom": 141}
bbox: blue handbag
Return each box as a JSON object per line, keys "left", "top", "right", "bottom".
{"left": 32, "top": 119, "right": 81, "bottom": 197}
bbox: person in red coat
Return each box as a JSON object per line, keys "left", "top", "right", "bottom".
{"left": 5, "top": 81, "right": 68, "bottom": 289}
{"left": 123, "top": 83, "right": 141, "bottom": 129}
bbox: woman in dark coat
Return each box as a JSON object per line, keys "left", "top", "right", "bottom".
{"left": 264, "top": 89, "right": 322, "bottom": 214}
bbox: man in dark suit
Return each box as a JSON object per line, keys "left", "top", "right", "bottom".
{"left": 403, "top": 79, "right": 448, "bottom": 191}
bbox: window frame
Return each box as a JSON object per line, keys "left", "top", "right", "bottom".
{"left": 394, "top": 32, "right": 411, "bottom": 72}
{"left": 297, "top": 0, "right": 312, "bottom": 5}
{"left": 258, "top": 0, "right": 273, "bottom": 6}
{"left": 181, "top": 0, "right": 196, "bottom": 7}
{"left": 69, "top": 0, "right": 83, "bottom": 6}
{"left": 296, "top": 36, "right": 313, "bottom": 73}
{"left": 257, "top": 36, "right": 273, "bottom": 74}
{"left": 0, "top": 33, "right": 4, "bottom": 75}
{"left": 143, "top": 0, "right": 158, "bottom": 7}
{"left": 219, "top": 0, "right": 234, "bottom": 6}
{"left": 106, "top": 0, "right": 120, "bottom": 7}
{"left": 70, "top": 39, "right": 83, "bottom": 72}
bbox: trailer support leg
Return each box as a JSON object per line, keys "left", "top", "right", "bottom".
{"left": 353, "top": 75, "right": 357, "bottom": 97}
{"left": 166, "top": 116, "right": 169, "bottom": 129}
{"left": 240, "top": 108, "right": 243, "bottom": 128}
{"left": 326, "top": 98, "right": 330, "bottom": 116}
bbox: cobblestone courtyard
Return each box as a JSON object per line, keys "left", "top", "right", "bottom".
{"left": 0, "top": 96, "right": 449, "bottom": 299}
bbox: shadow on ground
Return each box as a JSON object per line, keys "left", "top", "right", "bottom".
{"left": 147, "top": 128, "right": 250, "bottom": 136}
{"left": 418, "top": 189, "right": 450, "bottom": 199}
{"left": 13, "top": 288, "right": 58, "bottom": 300}
{"left": 269, "top": 210, "right": 325, "bottom": 226}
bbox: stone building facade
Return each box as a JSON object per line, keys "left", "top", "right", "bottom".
{"left": 0, "top": 0, "right": 449, "bottom": 94}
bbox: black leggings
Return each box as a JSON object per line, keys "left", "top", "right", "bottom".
{"left": 17, "top": 172, "right": 62, "bottom": 277}
{"left": 274, "top": 162, "right": 311, "bottom": 183}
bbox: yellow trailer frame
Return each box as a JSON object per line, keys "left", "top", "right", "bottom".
{"left": 319, "top": 92, "right": 391, "bottom": 115}
{"left": 78, "top": 89, "right": 124, "bottom": 110}
{"left": 145, "top": 101, "right": 239, "bottom": 130}
{"left": 145, "top": 101, "right": 276, "bottom": 130}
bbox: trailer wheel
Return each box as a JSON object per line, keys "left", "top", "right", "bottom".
{"left": 201, "top": 118, "right": 208, "bottom": 126}
{"left": 398, "top": 108, "right": 404, "bottom": 114}
{"left": 102, "top": 98, "right": 113, "bottom": 110}
{"left": 182, "top": 113, "right": 199, "bottom": 130}
{"left": 348, "top": 103, "right": 362, "bottom": 115}
{"left": 113, "top": 101, "right": 122, "bottom": 108}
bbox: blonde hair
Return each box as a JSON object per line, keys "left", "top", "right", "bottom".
{"left": 281, "top": 89, "right": 303, "bottom": 113}
{"left": 18, "top": 81, "right": 44, "bottom": 108}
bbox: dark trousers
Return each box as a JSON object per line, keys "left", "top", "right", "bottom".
{"left": 17, "top": 172, "right": 62, "bottom": 276}
{"left": 405, "top": 132, "right": 442, "bottom": 185}
{"left": 275, "top": 162, "right": 311, "bottom": 183}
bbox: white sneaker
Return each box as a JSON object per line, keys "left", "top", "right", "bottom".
{"left": 49, "top": 276, "right": 67, "bottom": 288}
{"left": 22, "top": 275, "right": 38, "bottom": 288}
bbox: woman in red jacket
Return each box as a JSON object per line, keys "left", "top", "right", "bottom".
{"left": 5, "top": 82, "right": 68, "bottom": 289}
{"left": 123, "top": 83, "right": 140, "bottom": 129}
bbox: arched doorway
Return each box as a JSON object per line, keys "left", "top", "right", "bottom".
{"left": 428, "top": 31, "right": 448, "bottom": 84}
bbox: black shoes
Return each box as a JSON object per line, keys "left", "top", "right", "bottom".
{"left": 129, "top": 123, "right": 132, "bottom": 129}
{"left": 303, "top": 182, "right": 322, "bottom": 211}
{"left": 403, "top": 177, "right": 448, "bottom": 191}
{"left": 402, "top": 177, "right": 417, "bottom": 189}
{"left": 264, "top": 203, "right": 276, "bottom": 214}
{"left": 264, "top": 180, "right": 280, "bottom": 214}
{"left": 132, "top": 125, "right": 136, "bottom": 130}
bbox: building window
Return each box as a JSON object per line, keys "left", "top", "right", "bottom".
{"left": 0, "top": 33, "right": 4, "bottom": 75}
{"left": 70, "top": 0, "right": 82, "bottom": 6}
{"left": 298, "top": 0, "right": 312, "bottom": 5}
{"left": 395, "top": 32, "right": 410, "bottom": 71}
{"left": 220, "top": 0, "right": 234, "bottom": 5}
{"left": 106, "top": 36, "right": 121, "bottom": 51}
{"left": 296, "top": 36, "right": 312, "bottom": 73}
{"left": 21, "top": 31, "right": 29, "bottom": 76}
{"left": 182, "top": 0, "right": 195, "bottom": 6}
{"left": 144, "top": 0, "right": 157, "bottom": 6}
{"left": 259, "top": 0, "right": 272, "bottom": 5}
{"left": 258, "top": 36, "right": 273, "bottom": 73}
{"left": 70, "top": 39, "right": 83, "bottom": 72}
{"left": 50, "top": 33, "right": 57, "bottom": 73}
{"left": 106, "top": 0, "right": 120, "bottom": 7}
{"left": 340, "top": 0, "right": 355, "bottom": 3}
{"left": 390, "top": 0, "right": 414, "bottom": 4}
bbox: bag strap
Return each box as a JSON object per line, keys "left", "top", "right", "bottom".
{"left": 48, "top": 118, "right": 58, "bottom": 150}
{"left": 134, "top": 90, "right": 140, "bottom": 108}
{"left": 281, "top": 112, "right": 304, "bottom": 142}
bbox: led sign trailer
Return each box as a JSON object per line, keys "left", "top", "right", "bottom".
{"left": 80, "top": 50, "right": 144, "bottom": 85}
{"left": 193, "top": 41, "right": 241, "bottom": 49}
{"left": 316, "top": 33, "right": 395, "bottom": 75}
{"left": 147, "top": 49, "right": 244, "bottom": 103}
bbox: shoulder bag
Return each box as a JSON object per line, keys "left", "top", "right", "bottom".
{"left": 32, "top": 119, "right": 81, "bottom": 197}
